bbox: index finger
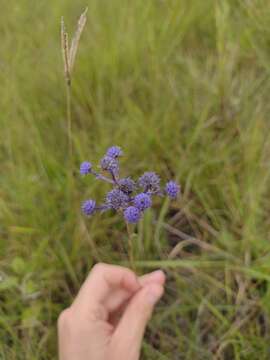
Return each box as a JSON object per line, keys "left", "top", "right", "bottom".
{"left": 72, "top": 263, "right": 140, "bottom": 311}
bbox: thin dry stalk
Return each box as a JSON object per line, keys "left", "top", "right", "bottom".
{"left": 60, "top": 9, "right": 88, "bottom": 163}
{"left": 235, "top": 273, "right": 248, "bottom": 305}
{"left": 61, "top": 17, "right": 71, "bottom": 86}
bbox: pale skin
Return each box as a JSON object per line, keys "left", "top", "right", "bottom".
{"left": 58, "top": 263, "right": 166, "bottom": 360}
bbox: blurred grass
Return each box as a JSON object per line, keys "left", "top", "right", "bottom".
{"left": 1, "top": 0, "right": 270, "bottom": 358}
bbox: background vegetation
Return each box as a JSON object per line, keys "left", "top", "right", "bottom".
{"left": 1, "top": 0, "right": 270, "bottom": 358}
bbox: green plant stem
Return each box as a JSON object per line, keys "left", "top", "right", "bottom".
{"left": 66, "top": 81, "right": 72, "bottom": 161}
{"left": 65, "top": 80, "right": 74, "bottom": 210}
{"left": 126, "top": 222, "right": 135, "bottom": 271}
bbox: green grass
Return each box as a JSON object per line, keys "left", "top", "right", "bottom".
{"left": 1, "top": 0, "right": 270, "bottom": 358}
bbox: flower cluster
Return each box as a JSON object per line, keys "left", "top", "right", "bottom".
{"left": 80, "top": 146, "right": 180, "bottom": 223}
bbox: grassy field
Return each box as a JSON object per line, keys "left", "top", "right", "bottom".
{"left": 1, "top": 0, "right": 270, "bottom": 358}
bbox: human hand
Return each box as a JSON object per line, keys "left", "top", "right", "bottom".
{"left": 58, "top": 263, "right": 165, "bottom": 360}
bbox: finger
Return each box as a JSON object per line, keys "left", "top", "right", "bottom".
{"left": 72, "top": 263, "right": 140, "bottom": 313}
{"left": 105, "top": 270, "right": 166, "bottom": 313}
{"left": 104, "top": 288, "right": 131, "bottom": 313}
{"left": 111, "top": 283, "right": 164, "bottom": 358}
{"left": 139, "top": 270, "right": 166, "bottom": 287}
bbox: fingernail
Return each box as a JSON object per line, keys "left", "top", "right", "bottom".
{"left": 152, "top": 269, "right": 163, "bottom": 275}
{"left": 152, "top": 270, "right": 166, "bottom": 279}
{"left": 146, "top": 285, "right": 164, "bottom": 305}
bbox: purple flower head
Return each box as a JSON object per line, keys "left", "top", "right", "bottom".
{"left": 80, "top": 146, "right": 181, "bottom": 226}
{"left": 118, "top": 177, "right": 136, "bottom": 195}
{"left": 165, "top": 181, "right": 180, "bottom": 199}
{"left": 80, "top": 161, "right": 92, "bottom": 175}
{"left": 106, "top": 146, "right": 123, "bottom": 158}
{"left": 81, "top": 199, "right": 96, "bottom": 216}
{"left": 124, "top": 206, "right": 141, "bottom": 223}
{"left": 133, "top": 193, "right": 152, "bottom": 211}
{"left": 100, "top": 155, "right": 119, "bottom": 175}
{"left": 138, "top": 172, "right": 160, "bottom": 193}
{"left": 106, "top": 189, "right": 129, "bottom": 210}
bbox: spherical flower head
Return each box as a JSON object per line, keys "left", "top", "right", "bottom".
{"left": 124, "top": 206, "right": 141, "bottom": 224}
{"left": 106, "top": 146, "right": 123, "bottom": 158}
{"left": 165, "top": 181, "right": 180, "bottom": 199}
{"left": 133, "top": 193, "right": 152, "bottom": 211}
{"left": 138, "top": 172, "right": 160, "bottom": 193}
{"left": 81, "top": 199, "right": 96, "bottom": 216}
{"left": 118, "top": 177, "right": 136, "bottom": 195}
{"left": 80, "top": 161, "right": 92, "bottom": 175}
{"left": 106, "top": 189, "right": 129, "bottom": 210}
{"left": 100, "top": 155, "right": 119, "bottom": 174}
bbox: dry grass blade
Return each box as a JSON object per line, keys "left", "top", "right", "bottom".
{"left": 69, "top": 7, "right": 88, "bottom": 72}
{"left": 61, "top": 17, "right": 70, "bottom": 85}
{"left": 212, "top": 301, "right": 259, "bottom": 359}
{"left": 162, "top": 222, "right": 237, "bottom": 261}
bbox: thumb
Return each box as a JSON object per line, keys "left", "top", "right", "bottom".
{"left": 111, "top": 283, "right": 164, "bottom": 359}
